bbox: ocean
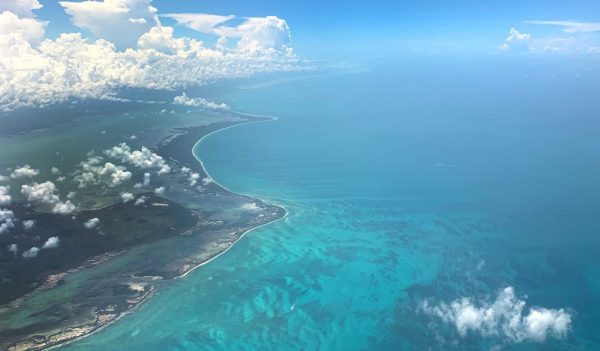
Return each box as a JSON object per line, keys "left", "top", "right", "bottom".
{"left": 62, "top": 57, "right": 600, "bottom": 350}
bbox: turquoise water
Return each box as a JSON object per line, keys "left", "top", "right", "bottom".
{"left": 64, "top": 59, "right": 600, "bottom": 350}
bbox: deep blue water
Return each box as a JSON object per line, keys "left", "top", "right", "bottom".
{"left": 64, "top": 58, "right": 600, "bottom": 350}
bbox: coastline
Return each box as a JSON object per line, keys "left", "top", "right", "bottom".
{"left": 178, "top": 112, "right": 290, "bottom": 279}
{"left": 2, "top": 112, "right": 287, "bottom": 351}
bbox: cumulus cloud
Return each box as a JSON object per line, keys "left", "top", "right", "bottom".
{"left": 120, "top": 192, "right": 134, "bottom": 203}
{"left": 105, "top": 143, "right": 170, "bottom": 174}
{"left": 0, "top": 6, "right": 300, "bottom": 112}
{"left": 188, "top": 172, "right": 200, "bottom": 186}
{"left": 0, "top": 175, "right": 8, "bottom": 182}
{"left": 0, "top": 208, "right": 14, "bottom": 221}
{"left": 0, "top": 185, "right": 11, "bottom": 205}
{"left": 74, "top": 156, "right": 132, "bottom": 188}
{"left": 134, "top": 172, "right": 151, "bottom": 188}
{"left": 154, "top": 186, "right": 165, "bottom": 195}
{"left": 42, "top": 236, "right": 60, "bottom": 249}
{"left": 21, "top": 181, "right": 60, "bottom": 204}
{"left": 83, "top": 217, "right": 100, "bottom": 229}
{"left": 163, "top": 13, "right": 291, "bottom": 49}
{"left": 420, "top": 286, "right": 572, "bottom": 343}
{"left": 134, "top": 195, "right": 146, "bottom": 206}
{"left": 7, "top": 243, "right": 18, "bottom": 256}
{"left": 500, "top": 28, "right": 531, "bottom": 51}
{"left": 142, "top": 172, "right": 151, "bottom": 186}
{"left": 173, "top": 93, "right": 230, "bottom": 110}
{"left": 500, "top": 22, "right": 600, "bottom": 54}
{"left": 202, "top": 176, "right": 213, "bottom": 185}
{"left": 21, "top": 181, "right": 78, "bottom": 214}
{"left": 52, "top": 200, "right": 77, "bottom": 214}
{"left": 59, "top": 0, "right": 159, "bottom": 49}
{"left": 0, "top": 208, "right": 16, "bottom": 234}
{"left": 137, "top": 25, "right": 180, "bottom": 54}
{"left": 51, "top": 166, "right": 60, "bottom": 175}
{"left": 0, "top": 0, "right": 42, "bottom": 18}
{"left": 0, "top": 10, "right": 46, "bottom": 46}
{"left": 22, "top": 219, "right": 35, "bottom": 230}
{"left": 10, "top": 165, "right": 39, "bottom": 179}
{"left": 22, "top": 246, "right": 39, "bottom": 258}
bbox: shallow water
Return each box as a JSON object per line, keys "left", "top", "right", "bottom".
{"left": 63, "top": 59, "right": 600, "bottom": 350}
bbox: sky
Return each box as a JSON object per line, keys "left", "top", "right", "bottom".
{"left": 33, "top": 0, "right": 600, "bottom": 58}
{"left": 0, "top": 0, "right": 599, "bottom": 111}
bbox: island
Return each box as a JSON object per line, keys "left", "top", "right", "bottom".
{"left": 0, "top": 103, "right": 286, "bottom": 351}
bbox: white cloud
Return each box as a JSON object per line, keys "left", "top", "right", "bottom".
{"left": 142, "top": 172, "right": 151, "bottom": 186}
{"left": 526, "top": 20, "right": 600, "bottom": 33}
{"left": 51, "top": 166, "right": 60, "bottom": 175}
{"left": 137, "top": 25, "right": 180, "bottom": 54}
{"left": 22, "top": 219, "right": 35, "bottom": 230}
{"left": 163, "top": 13, "right": 291, "bottom": 49}
{"left": 21, "top": 181, "right": 78, "bottom": 214}
{"left": 188, "top": 172, "right": 200, "bottom": 186}
{"left": 500, "top": 28, "right": 531, "bottom": 51}
{"left": 42, "top": 236, "right": 60, "bottom": 249}
{"left": 161, "top": 13, "right": 234, "bottom": 36}
{"left": 0, "top": 1, "right": 302, "bottom": 111}
{"left": 83, "top": 217, "right": 100, "bottom": 229}
{"left": 241, "top": 202, "right": 260, "bottom": 212}
{"left": 7, "top": 243, "right": 18, "bottom": 256}
{"left": 0, "top": 208, "right": 14, "bottom": 221}
{"left": 0, "top": 185, "right": 11, "bottom": 205}
{"left": 173, "top": 93, "right": 230, "bottom": 110}
{"left": 22, "top": 246, "right": 40, "bottom": 258}
{"left": 120, "top": 192, "right": 134, "bottom": 203}
{"left": 501, "top": 22, "right": 600, "bottom": 54}
{"left": 59, "top": 0, "right": 159, "bottom": 49}
{"left": 52, "top": 200, "right": 77, "bottom": 214}
{"left": 0, "top": 208, "right": 15, "bottom": 234}
{"left": 0, "top": 175, "right": 8, "bottom": 182}
{"left": 202, "top": 176, "right": 213, "bottom": 185}
{"left": 235, "top": 16, "right": 291, "bottom": 49}
{"left": 74, "top": 157, "right": 132, "bottom": 188}
{"left": 154, "top": 186, "right": 165, "bottom": 195}
{"left": 135, "top": 172, "right": 151, "bottom": 188}
{"left": 10, "top": 165, "right": 39, "bottom": 179}
{"left": 105, "top": 165, "right": 132, "bottom": 186}
{"left": 0, "top": 28, "right": 300, "bottom": 111}
{"left": 21, "top": 181, "right": 60, "bottom": 204}
{"left": 420, "top": 286, "right": 572, "bottom": 343}
{"left": 0, "top": 10, "right": 46, "bottom": 46}
{"left": 105, "top": 143, "right": 170, "bottom": 174}
{"left": 134, "top": 195, "right": 146, "bottom": 205}
{"left": 507, "top": 28, "right": 530, "bottom": 42}
{"left": 0, "top": 0, "right": 42, "bottom": 18}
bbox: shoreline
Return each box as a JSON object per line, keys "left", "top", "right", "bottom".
{"left": 179, "top": 112, "right": 289, "bottom": 279}
{"left": 3, "top": 111, "right": 288, "bottom": 351}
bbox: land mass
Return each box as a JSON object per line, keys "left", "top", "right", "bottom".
{"left": 0, "top": 115, "right": 285, "bottom": 351}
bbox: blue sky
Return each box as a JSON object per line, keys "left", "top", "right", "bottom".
{"left": 35, "top": 0, "right": 600, "bottom": 59}
{"left": 1, "top": 0, "right": 599, "bottom": 111}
